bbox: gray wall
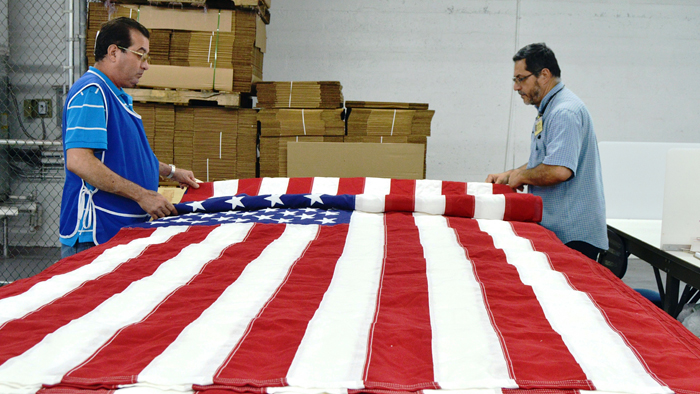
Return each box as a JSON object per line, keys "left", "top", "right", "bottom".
{"left": 263, "top": 0, "right": 700, "bottom": 182}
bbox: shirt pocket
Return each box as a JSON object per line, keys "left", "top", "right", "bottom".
{"left": 529, "top": 133, "right": 547, "bottom": 166}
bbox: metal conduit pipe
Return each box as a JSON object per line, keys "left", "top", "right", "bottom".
{"left": 0, "top": 139, "right": 62, "bottom": 146}
{"left": 79, "top": 0, "right": 87, "bottom": 74}
{"left": 65, "top": 0, "right": 74, "bottom": 88}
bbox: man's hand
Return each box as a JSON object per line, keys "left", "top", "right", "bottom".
{"left": 171, "top": 167, "right": 200, "bottom": 189}
{"left": 485, "top": 169, "right": 513, "bottom": 185}
{"left": 487, "top": 163, "right": 572, "bottom": 192}
{"left": 506, "top": 168, "right": 527, "bottom": 191}
{"left": 135, "top": 189, "right": 178, "bottom": 220}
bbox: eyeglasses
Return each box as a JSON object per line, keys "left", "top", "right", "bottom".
{"left": 117, "top": 46, "right": 150, "bottom": 63}
{"left": 512, "top": 73, "right": 534, "bottom": 85}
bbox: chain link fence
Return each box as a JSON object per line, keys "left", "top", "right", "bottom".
{"left": 0, "top": 0, "right": 85, "bottom": 285}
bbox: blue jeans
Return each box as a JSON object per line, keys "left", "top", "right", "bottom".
{"left": 61, "top": 242, "right": 96, "bottom": 259}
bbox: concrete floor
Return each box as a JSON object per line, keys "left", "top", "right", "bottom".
{"left": 622, "top": 256, "right": 666, "bottom": 293}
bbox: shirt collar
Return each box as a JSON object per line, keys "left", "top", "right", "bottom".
{"left": 88, "top": 66, "right": 132, "bottom": 106}
{"left": 537, "top": 82, "right": 565, "bottom": 114}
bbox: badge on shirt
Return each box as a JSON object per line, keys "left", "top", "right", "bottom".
{"left": 534, "top": 116, "right": 543, "bottom": 136}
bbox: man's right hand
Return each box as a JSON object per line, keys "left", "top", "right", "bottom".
{"left": 136, "top": 189, "right": 178, "bottom": 220}
{"left": 485, "top": 170, "right": 513, "bottom": 184}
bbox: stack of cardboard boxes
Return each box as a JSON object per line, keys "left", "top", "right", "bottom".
{"left": 88, "top": 2, "right": 266, "bottom": 92}
{"left": 87, "top": 0, "right": 268, "bottom": 182}
{"left": 256, "top": 81, "right": 345, "bottom": 177}
{"left": 87, "top": 1, "right": 435, "bottom": 182}
{"left": 345, "top": 101, "right": 433, "bottom": 177}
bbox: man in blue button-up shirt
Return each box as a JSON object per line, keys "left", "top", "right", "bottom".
{"left": 486, "top": 43, "right": 608, "bottom": 260}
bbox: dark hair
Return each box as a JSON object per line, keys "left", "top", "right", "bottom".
{"left": 94, "top": 17, "right": 150, "bottom": 63}
{"left": 513, "top": 43, "right": 561, "bottom": 78}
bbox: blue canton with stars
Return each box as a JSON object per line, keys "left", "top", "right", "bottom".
{"left": 127, "top": 193, "right": 355, "bottom": 229}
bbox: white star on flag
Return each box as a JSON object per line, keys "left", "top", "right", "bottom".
{"left": 299, "top": 213, "right": 316, "bottom": 220}
{"left": 316, "top": 217, "right": 336, "bottom": 225}
{"left": 265, "top": 194, "right": 284, "bottom": 207}
{"left": 255, "top": 214, "right": 274, "bottom": 220}
{"left": 305, "top": 194, "right": 324, "bottom": 206}
{"left": 187, "top": 201, "right": 205, "bottom": 212}
{"left": 323, "top": 210, "right": 339, "bottom": 216}
{"left": 225, "top": 196, "right": 245, "bottom": 209}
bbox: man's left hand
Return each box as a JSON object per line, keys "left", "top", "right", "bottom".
{"left": 171, "top": 168, "right": 200, "bottom": 189}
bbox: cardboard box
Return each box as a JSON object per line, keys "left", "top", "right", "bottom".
{"left": 137, "top": 65, "right": 234, "bottom": 91}
{"left": 287, "top": 142, "right": 425, "bottom": 179}
{"left": 158, "top": 186, "right": 186, "bottom": 204}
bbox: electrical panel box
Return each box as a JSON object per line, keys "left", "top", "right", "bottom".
{"left": 23, "top": 99, "right": 52, "bottom": 118}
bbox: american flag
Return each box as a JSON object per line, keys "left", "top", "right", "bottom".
{"left": 0, "top": 178, "right": 699, "bottom": 394}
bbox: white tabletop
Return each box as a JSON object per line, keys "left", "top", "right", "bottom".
{"left": 607, "top": 218, "right": 700, "bottom": 268}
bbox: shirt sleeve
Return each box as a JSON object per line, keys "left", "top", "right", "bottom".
{"left": 64, "top": 85, "right": 108, "bottom": 151}
{"left": 541, "top": 107, "right": 583, "bottom": 176}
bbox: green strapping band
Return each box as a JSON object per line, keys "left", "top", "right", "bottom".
{"left": 212, "top": 11, "right": 221, "bottom": 91}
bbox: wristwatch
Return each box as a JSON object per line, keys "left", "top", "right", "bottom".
{"left": 166, "top": 164, "right": 176, "bottom": 179}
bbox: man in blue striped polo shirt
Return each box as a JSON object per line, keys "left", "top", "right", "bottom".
{"left": 60, "top": 17, "right": 199, "bottom": 258}
{"left": 486, "top": 43, "right": 608, "bottom": 260}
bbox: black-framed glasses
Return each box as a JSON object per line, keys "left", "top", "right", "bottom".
{"left": 117, "top": 46, "right": 150, "bottom": 63}
{"left": 512, "top": 73, "right": 534, "bottom": 85}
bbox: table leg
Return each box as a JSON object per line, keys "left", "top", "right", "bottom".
{"left": 2, "top": 217, "right": 7, "bottom": 259}
{"left": 664, "top": 275, "right": 680, "bottom": 318}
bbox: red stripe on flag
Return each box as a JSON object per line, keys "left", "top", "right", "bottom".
{"left": 363, "top": 212, "right": 437, "bottom": 390}
{"left": 503, "top": 194, "right": 542, "bottom": 223}
{"left": 384, "top": 195, "right": 414, "bottom": 213}
{"left": 212, "top": 225, "right": 349, "bottom": 386}
{"left": 59, "top": 224, "right": 283, "bottom": 388}
{"left": 0, "top": 227, "right": 211, "bottom": 367}
{"left": 441, "top": 181, "right": 467, "bottom": 196}
{"left": 389, "top": 179, "right": 416, "bottom": 196}
{"left": 444, "top": 195, "right": 475, "bottom": 218}
{"left": 237, "top": 178, "right": 263, "bottom": 196}
{"left": 181, "top": 183, "right": 214, "bottom": 202}
{"left": 512, "top": 221, "right": 700, "bottom": 393}
{"left": 337, "top": 177, "right": 367, "bottom": 195}
{"left": 448, "top": 218, "right": 593, "bottom": 390}
{"left": 493, "top": 184, "right": 516, "bottom": 194}
{"left": 286, "top": 178, "right": 314, "bottom": 194}
{"left": 0, "top": 228, "right": 156, "bottom": 300}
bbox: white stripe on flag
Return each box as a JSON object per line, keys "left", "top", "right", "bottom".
{"left": 310, "top": 177, "right": 340, "bottom": 195}
{"left": 259, "top": 177, "right": 290, "bottom": 195}
{"left": 415, "top": 179, "right": 443, "bottom": 198}
{"left": 286, "top": 211, "right": 385, "bottom": 388}
{"left": 466, "top": 182, "right": 494, "bottom": 195}
{"left": 0, "top": 226, "right": 188, "bottom": 328}
{"left": 363, "top": 177, "right": 391, "bottom": 196}
{"left": 0, "top": 224, "right": 253, "bottom": 392}
{"left": 137, "top": 224, "right": 320, "bottom": 387}
{"left": 213, "top": 179, "right": 239, "bottom": 198}
{"left": 415, "top": 195, "right": 446, "bottom": 215}
{"left": 474, "top": 195, "right": 505, "bottom": 220}
{"left": 414, "top": 214, "right": 516, "bottom": 389}
{"left": 355, "top": 194, "right": 385, "bottom": 213}
{"left": 476, "top": 220, "right": 671, "bottom": 394}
